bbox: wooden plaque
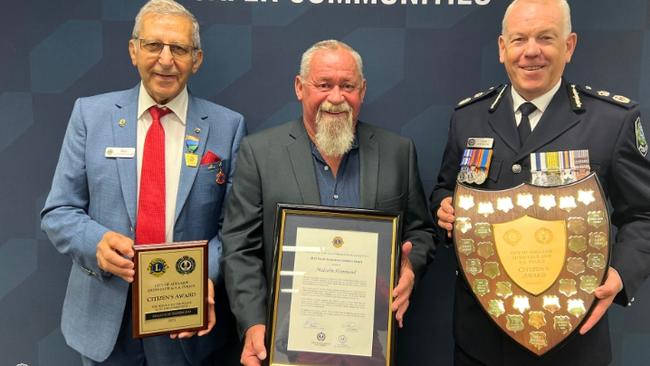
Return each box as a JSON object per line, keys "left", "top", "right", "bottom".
{"left": 132, "top": 240, "right": 208, "bottom": 338}
{"left": 453, "top": 173, "right": 610, "bottom": 356}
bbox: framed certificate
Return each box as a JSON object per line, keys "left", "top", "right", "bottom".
{"left": 132, "top": 240, "right": 208, "bottom": 338}
{"left": 266, "top": 204, "right": 402, "bottom": 366}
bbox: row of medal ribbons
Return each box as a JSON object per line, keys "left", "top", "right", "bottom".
{"left": 458, "top": 148, "right": 591, "bottom": 187}
{"left": 458, "top": 148, "right": 494, "bottom": 184}
{"left": 530, "top": 149, "right": 590, "bottom": 187}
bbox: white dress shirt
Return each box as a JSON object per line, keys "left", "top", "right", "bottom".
{"left": 511, "top": 79, "right": 562, "bottom": 131}
{"left": 136, "top": 83, "right": 189, "bottom": 243}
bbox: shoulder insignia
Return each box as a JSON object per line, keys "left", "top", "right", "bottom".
{"left": 574, "top": 84, "right": 638, "bottom": 109}
{"left": 455, "top": 85, "right": 503, "bottom": 110}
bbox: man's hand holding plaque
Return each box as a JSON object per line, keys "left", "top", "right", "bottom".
{"left": 579, "top": 267, "right": 623, "bottom": 335}
{"left": 170, "top": 278, "right": 216, "bottom": 339}
{"left": 96, "top": 231, "right": 136, "bottom": 282}
{"left": 436, "top": 197, "right": 455, "bottom": 239}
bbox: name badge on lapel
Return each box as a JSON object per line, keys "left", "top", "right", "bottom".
{"left": 467, "top": 137, "right": 494, "bottom": 149}
{"left": 105, "top": 147, "right": 135, "bottom": 159}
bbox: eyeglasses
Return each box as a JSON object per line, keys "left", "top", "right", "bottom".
{"left": 135, "top": 38, "right": 197, "bottom": 58}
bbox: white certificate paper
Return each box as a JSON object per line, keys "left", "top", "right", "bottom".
{"left": 286, "top": 227, "right": 378, "bottom": 357}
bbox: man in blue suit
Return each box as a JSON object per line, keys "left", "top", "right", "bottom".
{"left": 40, "top": 1, "right": 245, "bottom": 365}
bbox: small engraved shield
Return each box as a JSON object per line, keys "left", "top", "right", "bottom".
{"left": 453, "top": 173, "right": 610, "bottom": 356}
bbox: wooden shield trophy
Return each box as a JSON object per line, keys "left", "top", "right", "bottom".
{"left": 453, "top": 173, "right": 610, "bottom": 356}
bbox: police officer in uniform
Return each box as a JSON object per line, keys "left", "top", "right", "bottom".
{"left": 431, "top": 0, "right": 650, "bottom": 365}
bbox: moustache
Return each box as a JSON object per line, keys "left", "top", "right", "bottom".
{"left": 319, "top": 101, "right": 352, "bottom": 114}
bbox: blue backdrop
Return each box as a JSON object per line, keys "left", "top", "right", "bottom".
{"left": 1, "top": 1, "right": 649, "bottom": 365}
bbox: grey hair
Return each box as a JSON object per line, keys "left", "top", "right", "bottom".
{"left": 299, "top": 40, "right": 364, "bottom": 80}
{"left": 132, "top": 0, "right": 201, "bottom": 49}
{"left": 502, "top": 0, "right": 572, "bottom": 38}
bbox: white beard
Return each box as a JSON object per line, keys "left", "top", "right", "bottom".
{"left": 314, "top": 101, "right": 355, "bottom": 157}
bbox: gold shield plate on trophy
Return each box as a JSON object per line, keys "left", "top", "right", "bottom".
{"left": 493, "top": 216, "right": 566, "bottom": 296}
{"left": 453, "top": 173, "right": 610, "bottom": 357}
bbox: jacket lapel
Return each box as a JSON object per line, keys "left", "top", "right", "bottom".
{"left": 286, "top": 120, "right": 320, "bottom": 204}
{"left": 515, "top": 81, "right": 582, "bottom": 161}
{"left": 488, "top": 86, "right": 520, "bottom": 153}
{"left": 112, "top": 86, "right": 139, "bottom": 228}
{"left": 174, "top": 95, "right": 209, "bottom": 222}
{"left": 358, "top": 122, "right": 378, "bottom": 208}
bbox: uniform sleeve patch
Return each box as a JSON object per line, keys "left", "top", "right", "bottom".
{"left": 636, "top": 117, "right": 648, "bottom": 157}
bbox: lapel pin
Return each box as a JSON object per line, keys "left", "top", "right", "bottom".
{"left": 194, "top": 127, "right": 201, "bottom": 134}
{"left": 118, "top": 118, "right": 127, "bottom": 127}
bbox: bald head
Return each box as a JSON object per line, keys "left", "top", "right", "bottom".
{"left": 502, "top": 0, "right": 572, "bottom": 39}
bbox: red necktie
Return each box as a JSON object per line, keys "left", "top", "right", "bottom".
{"left": 136, "top": 106, "right": 172, "bottom": 244}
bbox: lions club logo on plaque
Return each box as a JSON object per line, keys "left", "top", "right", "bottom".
{"left": 453, "top": 173, "right": 610, "bottom": 356}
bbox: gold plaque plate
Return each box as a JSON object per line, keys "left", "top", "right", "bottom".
{"left": 453, "top": 173, "right": 610, "bottom": 356}
{"left": 132, "top": 240, "right": 208, "bottom": 338}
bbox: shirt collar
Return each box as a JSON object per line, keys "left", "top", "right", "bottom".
{"left": 137, "top": 82, "right": 189, "bottom": 125}
{"left": 510, "top": 79, "right": 562, "bottom": 114}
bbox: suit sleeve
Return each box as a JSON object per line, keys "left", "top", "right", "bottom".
{"left": 207, "top": 113, "right": 247, "bottom": 281}
{"left": 40, "top": 98, "right": 111, "bottom": 278}
{"left": 430, "top": 114, "right": 462, "bottom": 245}
{"left": 221, "top": 137, "right": 268, "bottom": 336}
{"left": 403, "top": 139, "right": 436, "bottom": 283}
{"left": 607, "top": 109, "right": 650, "bottom": 305}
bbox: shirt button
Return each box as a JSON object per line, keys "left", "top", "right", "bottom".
{"left": 333, "top": 194, "right": 339, "bottom": 200}
{"left": 324, "top": 166, "right": 329, "bottom": 171}
{"left": 512, "top": 164, "right": 522, "bottom": 174}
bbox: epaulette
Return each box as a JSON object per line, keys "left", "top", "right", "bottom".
{"left": 572, "top": 84, "right": 638, "bottom": 110}
{"left": 455, "top": 84, "right": 504, "bottom": 110}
